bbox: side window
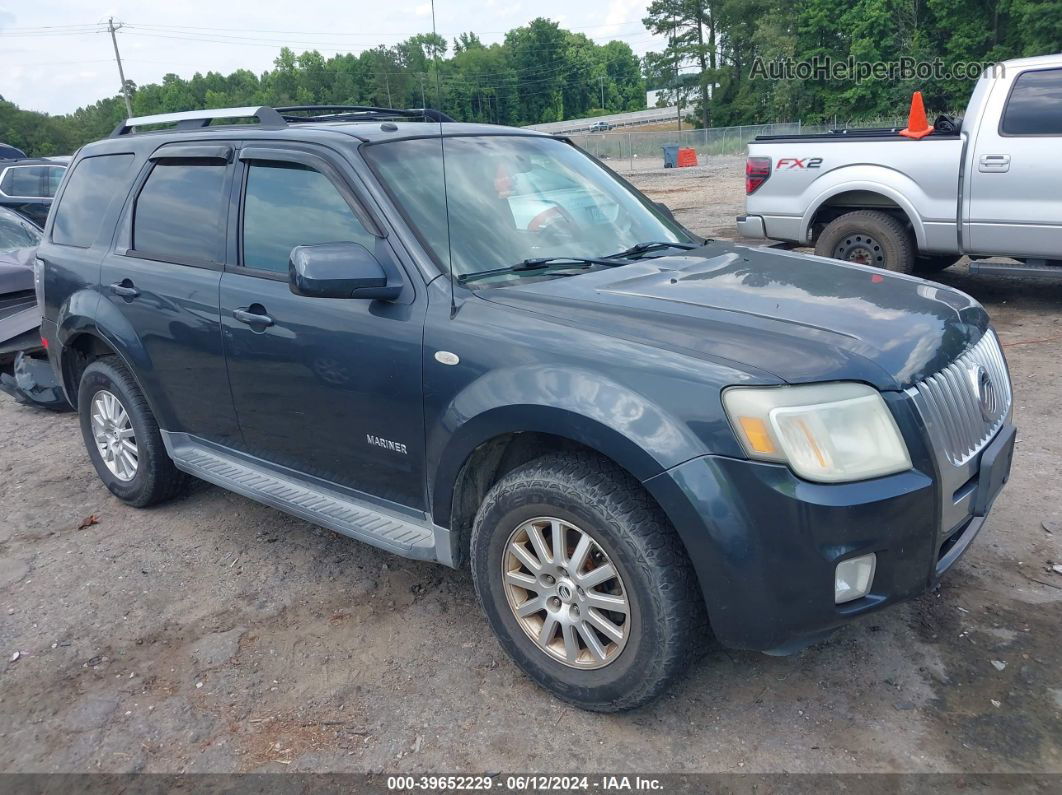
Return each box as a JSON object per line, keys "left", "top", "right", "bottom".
{"left": 52, "top": 155, "right": 135, "bottom": 247}
{"left": 1, "top": 166, "right": 45, "bottom": 197}
{"left": 45, "top": 166, "right": 66, "bottom": 196}
{"left": 132, "top": 160, "right": 228, "bottom": 265}
{"left": 0, "top": 214, "right": 37, "bottom": 251}
{"left": 242, "top": 162, "right": 375, "bottom": 274}
{"left": 1002, "top": 68, "right": 1062, "bottom": 135}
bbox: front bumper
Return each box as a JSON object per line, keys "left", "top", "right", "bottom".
{"left": 644, "top": 421, "right": 1015, "bottom": 653}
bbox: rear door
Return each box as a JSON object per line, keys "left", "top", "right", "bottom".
{"left": 967, "top": 66, "right": 1062, "bottom": 258}
{"left": 98, "top": 144, "right": 239, "bottom": 443}
{"left": 219, "top": 144, "right": 426, "bottom": 510}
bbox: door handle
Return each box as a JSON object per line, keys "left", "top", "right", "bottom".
{"left": 233, "top": 306, "right": 274, "bottom": 327}
{"left": 109, "top": 280, "right": 140, "bottom": 299}
{"left": 978, "top": 154, "right": 1011, "bottom": 173}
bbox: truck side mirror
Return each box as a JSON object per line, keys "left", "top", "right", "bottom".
{"left": 288, "top": 242, "right": 401, "bottom": 300}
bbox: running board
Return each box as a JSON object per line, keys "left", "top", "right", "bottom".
{"left": 968, "top": 261, "right": 1062, "bottom": 278}
{"left": 162, "top": 433, "right": 451, "bottom": 565}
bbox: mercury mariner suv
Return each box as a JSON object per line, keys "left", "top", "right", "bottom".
{"left": 35, "top": 105, "right": 1015, "bottom": 711}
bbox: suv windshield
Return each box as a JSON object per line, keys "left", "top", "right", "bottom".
{"left": 365, "top": 135, "right": 688, "bottom": 279}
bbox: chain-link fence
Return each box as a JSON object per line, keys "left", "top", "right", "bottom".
{"left": 566, "top": 119, "right": 906, "bottom": 172}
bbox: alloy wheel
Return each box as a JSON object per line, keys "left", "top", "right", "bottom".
{"left": 90, "top": 390, "right": 138, "bottom": 481}
{"left": 501, "top": 516, "right": 630, "bottom": 669}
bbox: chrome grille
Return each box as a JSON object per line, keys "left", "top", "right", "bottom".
{"left": 906, "top": 331, "right": 1012, "bottom": 466}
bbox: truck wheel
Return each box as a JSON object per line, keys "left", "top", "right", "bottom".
{"left": 914, "top": 254, "right": 958, "bottom": 273}
{"left": 814, "top": 210, "right": 915, "bottom": 274}
{"left": 470, "top": 452, "right": 704, "bottom": 711}
{"left": 78, "top": 357, "right": 186, "bottom": 508}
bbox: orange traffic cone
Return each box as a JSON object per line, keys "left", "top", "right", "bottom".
{"left": 899, "top": 91, "right": 934, "bottom": 139}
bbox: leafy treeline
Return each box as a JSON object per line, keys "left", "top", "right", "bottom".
{"left": 3, "top": 3, "right": 1060, "bottom": 157}
{"left": 0, "top": 18, "right": 645, "bottom": 157}
{"left": 643, "top": 0, "right": 1061, "bottom": 126}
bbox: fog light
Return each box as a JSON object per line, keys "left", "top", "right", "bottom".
{"left": 835, "top": 554, "right": 876, "bottom": 604}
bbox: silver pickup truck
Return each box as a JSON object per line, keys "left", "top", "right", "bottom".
{"left": 737, "top": 53, "right": 1062, "bottom": 276}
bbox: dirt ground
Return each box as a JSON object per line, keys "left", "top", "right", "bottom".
{"left": 1, "top": 159, "right": 1060, "bottom": 775}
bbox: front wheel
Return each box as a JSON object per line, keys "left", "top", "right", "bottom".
{"left": 470, "top": 452, "right": 704, "bottom": 711}
{"left": 814, "top": 210, "right": 915, "bottom": 274}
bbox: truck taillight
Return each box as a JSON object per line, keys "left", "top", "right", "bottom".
{"left": 746, "top": 157, "right": 771, "bottom": 194}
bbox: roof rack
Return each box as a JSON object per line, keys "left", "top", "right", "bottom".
{"left": 109, "top": 104, "right": 456, "bottom": 138}
{"left": 111, "top": 106, "right": 287, "bottom": 137}
{"left": 275, "top": 105, "right": 456, "bottom": 123}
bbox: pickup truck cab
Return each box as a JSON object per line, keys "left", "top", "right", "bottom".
{"left": 738, "top": 53, "right": 1062, "bottom": 277}
{"left": 36, "top": 105, "right": 1015, "bottom": 711}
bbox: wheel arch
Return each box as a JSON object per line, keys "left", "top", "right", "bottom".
{"left": 434, "top": 407, "right": 695, "bottom": 569}
{"left": 802, "top": 177, "right": 927, "bottom": 249}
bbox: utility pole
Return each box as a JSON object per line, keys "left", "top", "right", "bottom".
{"left": 672, "top": 20, "right": 682, "bottom": 132}
{"left": 108, "top": 18, "right": 133, "bottom": 118}
{"left": 598, "top": 75, "right": 606, "bottom": 110}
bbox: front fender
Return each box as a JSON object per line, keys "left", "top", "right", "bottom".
{"left": 429, "top": 365, "right": 708, "bottom": 524}
{"left": 800, "top": 166, "right": 930, "bottom": 248}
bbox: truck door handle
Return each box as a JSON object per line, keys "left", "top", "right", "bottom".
{"left": 233, "top": 305, "right": 274, "bottom": 328}
{"left": 109, "top": 280, "right": 140, "bottom": 299}
{"left": 978, "top": 154, "right": 1011, "bottom": 173}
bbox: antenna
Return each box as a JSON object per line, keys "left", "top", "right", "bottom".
{"left": 430, "top": 0, "right": 457, "bottom": 317}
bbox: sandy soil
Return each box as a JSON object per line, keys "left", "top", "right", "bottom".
{"left": 0, "top": 159, "right": 1059, "bottom": 775}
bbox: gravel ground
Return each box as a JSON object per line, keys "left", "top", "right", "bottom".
{"left": 1, "top": 158, "right": 1060, "bottom": 775}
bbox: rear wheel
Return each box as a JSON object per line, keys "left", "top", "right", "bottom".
{"left": 78, "top": 357, "right": 186, "bottom": 507}
{"left": 814, "top": 210, "right": 915, "bottom": 274}
{"left": 470, "top": 452, "right": 704, "bottom": 711}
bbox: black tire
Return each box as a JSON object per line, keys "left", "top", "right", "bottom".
{"left": 78, "top": 357, "right": 186, "bottom": 508}
{"left": 814, "top": 209, "right": 915, "bottom": 274}
{"left": 914, "top": 254, "right": 958, "bottom": 273}
{"left": 470, "top": 452, "right": 704, "bottom": 712}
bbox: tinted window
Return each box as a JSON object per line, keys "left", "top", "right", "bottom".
{"left": 0, "top": 214, "right": 38, "bottom": 251}
{"left": 1002, "top": 68, "right": 1062, "bottom": 135}
{"left": 1, "top": 165, "right": 64, "bottom": 198}
{"left": 242, "top": 162, "right": 375, "bottom": 273}
{"left": 133, "top": 161, "right": 228, "bottom": 264}
{"left": 52, "top": 154, "right": 135, "bottom": 247}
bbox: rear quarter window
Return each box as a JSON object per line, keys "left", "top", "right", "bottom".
{"left": 1001, "top": 68, "right": 1062, "bottom": 135}
{"left": 52, "top": 154, "right": 136, "bottom": 247}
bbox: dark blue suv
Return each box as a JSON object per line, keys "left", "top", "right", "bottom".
{"left": 36, "top": 106, "right": 1015, "bottom": 711}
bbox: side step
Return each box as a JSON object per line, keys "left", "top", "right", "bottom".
{"left": 163, "top": 433, "right": 447, "bottom": 563}
{"left": 969, "top": 260, "right": 1062, "bottom": 278}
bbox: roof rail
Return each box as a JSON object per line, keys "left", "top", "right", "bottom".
{"left": 110, "top": 106, "right": 287, "bottom": 137}
{"left": 276, "top": 105, "right": 456, "bottom": 123}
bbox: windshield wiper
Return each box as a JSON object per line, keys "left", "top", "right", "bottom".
{"left": 457, "top": 256, "right": 624, "bottom": 284}
{"left": 604, "top": 241, "right": 699, "bottom": 260}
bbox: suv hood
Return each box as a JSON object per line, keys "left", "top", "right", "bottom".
{"left": 476, "top": 243, "right": 988, "bottom": 390}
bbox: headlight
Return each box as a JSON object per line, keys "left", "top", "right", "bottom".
{"left": 722, "top": 382, "right": 911, "bottom": 483}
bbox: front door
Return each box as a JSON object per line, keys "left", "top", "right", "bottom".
{"left": 98, "top": 145, "right": 239, "bottom": 443}
{"left": 220, "top": 146, "right": 426, "bottom": 510}
{"left": 967, "top": 66, "right": 1062, "bottom": 259}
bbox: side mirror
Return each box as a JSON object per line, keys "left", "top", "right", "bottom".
{"left": 288, "top": 242, "right": 401, "bottom": 300}
{"left": 654, "top": 201, "right": 676, "bottom": 222}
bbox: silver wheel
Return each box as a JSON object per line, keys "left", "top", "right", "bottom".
{"left": 502, "top": 517, "right": 630, "bottom": 669}
{"left": 90, "top": 389, "right": 138, "bottom": 482}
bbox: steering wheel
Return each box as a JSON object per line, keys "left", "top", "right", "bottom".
{"left": 528, "top": 205, "right": 578, "bottom": 236}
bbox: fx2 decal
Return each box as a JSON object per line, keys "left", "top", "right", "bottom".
{"left": 777, "top": 157, "right": 823, "bottom": 170}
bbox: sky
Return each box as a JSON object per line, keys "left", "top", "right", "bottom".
{"left": 0, "top": 0, "right": 665, "bottom": 115}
